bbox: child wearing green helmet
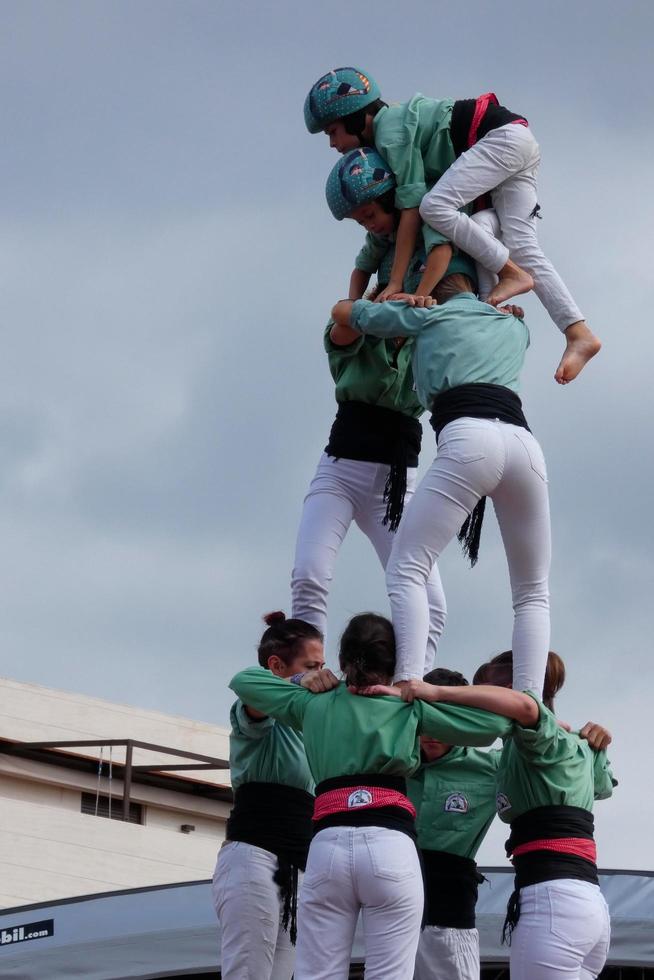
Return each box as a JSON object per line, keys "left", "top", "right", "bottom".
{"left": 305, "top": 67, "right": 601, "bottom": 385}
{"left": 325, "top": 146, "right": 457, "bottom": 301}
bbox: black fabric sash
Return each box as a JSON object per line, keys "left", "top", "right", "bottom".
{"left": 226, "top": 782, "right": 314, "bottom": 945}
{"left": 313, "top": 773, "right": 417, "bottom": 841}
{"left": 503, "top": 806, "right": 598, "bottom": 945}
{"left": 430, "top": 383, "right": 530, "bottom": 440}
{"left": 421, "top": 849, "right": 484, "bottom": 929}
{"left": 450, "top": 99, "right": 528, "bottom": 157}
{"left": 325, "top": 401, "right": 422, "bottom": 532}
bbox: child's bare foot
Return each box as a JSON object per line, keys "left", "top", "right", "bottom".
{"left": 554, "top": 321, "right": 602, "bottom": 384}
{"left": 487, "top": 260, "right": 534, "bottom": 307}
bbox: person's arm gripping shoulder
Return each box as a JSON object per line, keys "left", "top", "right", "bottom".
{"left": 351, "top": 297, "right": 432, "bottom": 339}
{"left": 511, "top": 694, "right": 580, "bottom": 766}
{"left": 229, "top": 667, "right": 313, "bottom": 733}
{"left": 324, "top": 320, "right": 365, "bottom": 357}
{"left": 231, "top": 699, "right": 276, "bottom": 737}
{"left": 592, "top": 748, "right": 618, "bottom": 801}
{"left": 414, "top": 699, "right": 512, "bottom": 746}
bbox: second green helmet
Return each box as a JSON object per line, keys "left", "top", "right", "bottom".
{"left": 326, "top": 148, "right": 395, "bottom": 221}
{"left": 304, "top": 67, "right": 381, "bottom": 134}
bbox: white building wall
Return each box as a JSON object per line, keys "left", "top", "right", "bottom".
{"left": 0, "top": 676, "right": 233, "bottom": 910}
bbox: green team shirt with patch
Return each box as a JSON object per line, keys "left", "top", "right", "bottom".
{"left": 408, "top": 747, "right": 500, "bottom": 858}
{"left": 229, "top": 669, "right": 512, "bottom": 784}
{"left": 373, "top": 95, "right": 457, "bottom": 209}
{"left": 495, "top": 694, "right": 616, "bottom": 823}
{"left": 228, "top": 699, "right": 314, "bottom": 794}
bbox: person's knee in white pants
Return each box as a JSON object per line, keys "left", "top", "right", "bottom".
{"left": 413, "top": 925, "right": 480, "bottom": 980}
{"left": 292, "top": 455, "right": 447, "bottom": 668}
{"left": 212, "top": 841, "right": 296, "bottom": 980}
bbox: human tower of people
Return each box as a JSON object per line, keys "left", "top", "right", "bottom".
{"left": 212, "top": 68, "right": 614, "bottom": 980}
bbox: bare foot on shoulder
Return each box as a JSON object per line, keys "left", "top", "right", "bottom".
{"left": 487, "top": 260, "right": 534, "bottom": 306}
{"left": 554, "top": 321, "right": 602, "bottom": 384}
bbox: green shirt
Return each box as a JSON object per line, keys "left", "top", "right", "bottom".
{"left": 408, "top": 747, "right": 500, "bottom": 858}
{"left": 495, "top": 695, "right": 616, "bottom": 824}
{"left": 354, "top": 233, "right": 428, "bottom": 293}
{"left": 323, "top": 322, "right": 423, "bottom": 418}
{"left": 228, "top": 699, "right": 314, "bottom": 794}
{"left": 229, "top": 669, "right": 512, "bottom": 785}
{"left": 351, "top": 292, "right": 529, "bottom": 409}
{"left": 373, "top": 95, "right": 456, "bottom": 209}
{"left": 355, "top": 227, "right": 472, "bottom": 291}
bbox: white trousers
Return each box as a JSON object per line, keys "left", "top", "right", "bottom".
{"left": 212, "top": 841, "right": 296, "bottom": 980}
{"left": 413, "top": 925, "right": 480, "bottom": 980}
{"left": 291, "top": 454, "right": 446, "bottom": 672}
{"left": 510, "top": 880, "right": 611, "bottom": 979}
{"left": 387, "top": 418, "right": 551, "bottom": 693}
{"left": 295, "top": 826, "right": 424, "bottom": 980}
{"left": 419, "top": 124, "right": 584, "bottom": 332}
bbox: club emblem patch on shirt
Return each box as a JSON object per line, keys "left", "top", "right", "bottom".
{"left": 348, "top": 789, "right": 373, "bottom": 808}
{"left": 496, "top": 792, "right": 512, "bottom": 814}
{"left": 444, "top": 792, "right": 468, "bottom": 813}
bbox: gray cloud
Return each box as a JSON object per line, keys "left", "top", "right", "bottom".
{"left": 0, "top": 0, "right": 652, "bottom": 868}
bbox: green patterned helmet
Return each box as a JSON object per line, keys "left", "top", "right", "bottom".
{"left": 304, "top": 67, "right": 381, "bottom": 134}
{"left": 326, "top": 148, "right": 395, "bottom": 220}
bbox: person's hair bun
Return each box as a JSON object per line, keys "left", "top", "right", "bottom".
{"left": 263, "top": 610, "right": 286, "bottom": 627}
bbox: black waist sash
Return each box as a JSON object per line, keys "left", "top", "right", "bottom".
{"left": 226, "top": 782, "right": 314, "bottom": 944}
{"left": 430, "top": 384, "right": 530, "bottom": 566}
{"left": 421, "top": 849, "right": 484, "bottom": 929}
{"left": 450, "top": 98, "right": 528, "bottom": 158}
{"left": 503, "top": 805, "right": 598, "bottom": 945}
{"left": 325, "top": 402, "right": 422, "bottom": 532}
{"left": 313, "top": 773, "right": 417, "bottom": 841}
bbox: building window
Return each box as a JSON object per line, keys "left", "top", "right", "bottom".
{"left": 80, "top": 792, "right": 144, "bottom": 824}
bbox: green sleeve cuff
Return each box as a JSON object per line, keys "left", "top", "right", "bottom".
{"left": 350, "top": 299, "right": 371, "bottom": 333}
{"left": 422, "top": 224, "right": 450, "bottom": 251}
{"left": 395, "top": 183, "right": 428, "bottom": 209}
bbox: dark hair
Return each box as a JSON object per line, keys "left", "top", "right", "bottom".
{"left": 376, "top": 188, "right": 397, "bottom": 215}
{"left": 433, "top": 273, "right": 477, "bottom": 304}
{"left": 257, "top": 611, "right": 323, "bottom": 669}
{"left": 473, "top": 650, "right": 566, "bottom": 711}
{"left": 338, "top": 612, "right": 396, "bottom": 687}
{"left": 342, "top": 99, "right": 387, "bottom": 138}
{"left": 423, "top": 667, "right": 469, "bottom": 687}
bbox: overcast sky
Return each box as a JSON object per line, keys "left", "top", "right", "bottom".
{"left": 0, "top": 0, "right": 652, "bottom": 869}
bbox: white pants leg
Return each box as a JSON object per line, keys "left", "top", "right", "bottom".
{"left": 291, "top": 454, "right": 446, "bottom": 672}
{"left": 470, "top": 208, "right": 501, "bottom": 302}
{"left": 419, "top": 125, "right": 584, "bottom": 331}
{"left": 295, "top": 826, "right": 423, "bottom": 980}
{"left": 413, "top": 925, "right": 480, "bottom": 980}
{"left": 212, "top": 841, "right": 296, "bottom": 980}
{"left": 509, "top": 880, "right": 611, "bottom": 980}
{"left": 386, "top": 419, "right": 550, "bottom": 693}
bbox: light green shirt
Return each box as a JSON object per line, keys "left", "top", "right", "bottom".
{"left": 354, "top": 233, "right": 429, "bottom": 293}
{"left": 323, "top": 323, "right": 423, "bottom": 418}
{"left": 495, "top": 695, "right": 616, "bottom": 824}
{"left": 351, "top": 292, "right": 529, "bottom": 409}
{"left": 373, "top": 95, "right": 456, "bottom": 209}
{"left": 408, "top": 747, "right": 500, "bottom": 858}
{"left": 228, "top": 699, "right": 314, "bottom": 794}
{"left": 229, "top": 669, "right": 512, "bottom": 785}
